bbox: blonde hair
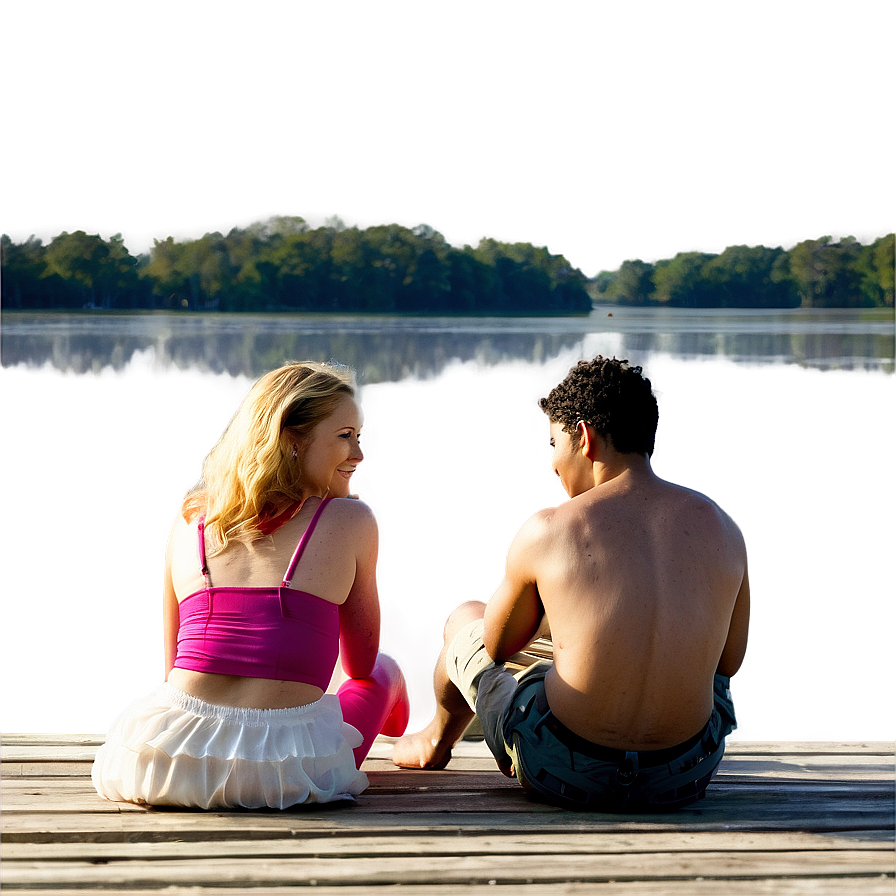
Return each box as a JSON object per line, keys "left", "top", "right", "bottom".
{"left": 182, "top": 361, "right": 356, "bottom": 553}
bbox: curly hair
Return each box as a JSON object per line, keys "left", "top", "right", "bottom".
{"left": 182, "top": 360, "right": 356, "bottom": 553}
{"left": 538, "top": 356, "right": 658, "bottom": 456}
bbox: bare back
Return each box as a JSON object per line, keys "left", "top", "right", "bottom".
{"left": 495, "top": 467, "right": 749, "bottom": 751}
{"left": 542, "top": 470, "right": 748, "bottom": 748}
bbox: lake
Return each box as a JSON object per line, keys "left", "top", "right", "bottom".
{"left": 1, "top": 307, "right": 893, "bottom": 742}
{"left": 3, "top": 307, "right": 894, "bottom": 379}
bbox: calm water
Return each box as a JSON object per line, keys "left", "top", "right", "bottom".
{"left": 3, "top": 306, "right": 893, "bottom": 378}
{"left": 2, "top": 308, "right": 894, "bottom": 740}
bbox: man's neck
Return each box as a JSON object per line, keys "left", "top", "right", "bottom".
{"left": 592, "top": 452, "right": 653, "bottom": 488}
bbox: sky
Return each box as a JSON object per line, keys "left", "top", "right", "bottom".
{"left": 2, "top": 0, "right": 894, "bottom": 277}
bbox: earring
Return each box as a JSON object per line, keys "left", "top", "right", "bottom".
{"left": 292, "top": 445, "right": 298, "bottom": 460}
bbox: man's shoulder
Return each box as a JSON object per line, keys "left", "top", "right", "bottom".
{"left": 665, "top": 481, "right": 745, "bottom": 543}
{"left": 526, "top": 498, "right": 602, "bottom": 548}
{"left": 652, "top": 475, "right": 724, "bottom": 511}
{"left": 508, "top": 506, "right": 561, "bottom": 556}
{"left": 679, "top": 481, "right": 735, "bottom": 516}
{"left": 519, "top": 505, "right": 559, "bottom": 536}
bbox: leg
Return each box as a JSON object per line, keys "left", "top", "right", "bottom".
{"left": 392, "top": 601, "right": 488, "bottom": 771}
{"left": 337, "top": 653, "right": 410, "bottom": 768}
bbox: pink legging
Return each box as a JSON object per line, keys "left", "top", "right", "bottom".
{"left": 336, "top": 653, "right": 410, "bottom": 767}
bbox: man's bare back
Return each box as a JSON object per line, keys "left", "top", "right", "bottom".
{"left": 394, "top": 356, "right": 748, "bottom": 812}
{"left": 524, "top": 463, "right": 748, "bottom": 750}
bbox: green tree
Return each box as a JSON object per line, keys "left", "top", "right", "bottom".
{"left": 406, "top": 247, "right": 452, "bottom": 311}
{"left": 652, "top": 252, "right": 717, "bottom": 307}
{"left": 447, "top": 250, "right": 494, "bottom": 312}
{"left": 146, "top": 232, "right": 242, "bottom": 310}
{"left": 703, "top": 245, "right": 795, "bottom": 308}
{"left": 42, "top": 231, "right": 141, "bottom": 308}
{"left": 1, "top": 235, "right": 49, "bottom": 308}
{"left": 784, "top": 237, "right": 863, "bottom": 308}
{"left": 548, "top": 262, "right": 592, "bottom": 313}
{"left": 602, "top": 259, "right": 655, "bottom": 305}
{"left": 591, "top": 270, "right": 616, "bottom": 300}
{"left": 144, "top": 237, "right": 194, "bottom": 309}
{"left": 855, "top": 234, "right": 895, "bottom": 307}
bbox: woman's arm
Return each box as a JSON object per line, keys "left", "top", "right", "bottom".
{"left": 162, "top": 520, "right": 180, "bottom": 680}
{"left": 338, "top": 503, "right": 380, "bottom": 679}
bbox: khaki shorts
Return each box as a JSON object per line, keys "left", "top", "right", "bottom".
{"left": 444, "top": 619, "right": 553, "bottom": 766}
{"left": 445, "top": 618, "right": 553, "bottom": 711}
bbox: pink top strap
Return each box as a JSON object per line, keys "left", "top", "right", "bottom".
{"left": 282, "top": 495, "right": 333, "bottom": 587}
{"left": 196, "top": 496, "right": 333, "bottom": 589}
{"left": 197, "top": 517, "right": 211, "bottom": 587}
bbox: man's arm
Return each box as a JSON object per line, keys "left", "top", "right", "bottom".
{"left": 717, "top": 565, "right": 750, "bottom": 677}
{"left": 483, "top": 511, "right": 549, "bottom": 662}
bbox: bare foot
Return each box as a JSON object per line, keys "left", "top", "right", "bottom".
{"left": 392, "top": 722, "right": 456, "bottom": 770}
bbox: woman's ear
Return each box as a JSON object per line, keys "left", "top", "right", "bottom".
{"left": 282, "top": 424, "right": 305, "bottom": 462}
{"left": 285, "top": 435, "right": 301, "bottom": 461}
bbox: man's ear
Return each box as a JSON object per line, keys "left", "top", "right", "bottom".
{"left": 578, "top": 421, "right": 600, "bottom": 462}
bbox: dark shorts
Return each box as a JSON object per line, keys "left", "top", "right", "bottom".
{"left": 446, "top": 622, "right": 737, "bottom": 812}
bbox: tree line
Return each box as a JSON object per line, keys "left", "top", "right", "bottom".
{"left": 0, "top": 218, "right": 591, "bottom": 315}
{"left": 593, "top": 235, "right": 894, "bottom": 309}
{"left": 3, "top": 223, "right": 892, "bottom": 313}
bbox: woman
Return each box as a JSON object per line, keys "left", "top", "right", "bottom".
{"left": 92, "top": 361, "right": 410, "bottom": 809}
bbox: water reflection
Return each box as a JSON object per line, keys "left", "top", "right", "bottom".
{"left": 2, "top": 308, "right": 892, "bottom": 378}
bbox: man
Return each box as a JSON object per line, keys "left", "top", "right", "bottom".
{"left": 393, "top": 356, "right": 749, "bottom": 811}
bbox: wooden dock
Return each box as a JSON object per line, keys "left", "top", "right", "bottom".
{"left": 2, "top": 734, "right": 893, "bottom": 894}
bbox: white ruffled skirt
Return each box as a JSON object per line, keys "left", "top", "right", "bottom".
{"left": 91, "top": 683, "right": 368, "bottom": 809}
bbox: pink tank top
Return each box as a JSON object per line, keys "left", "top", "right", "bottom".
{"left": 173, "top": 496, "right": 339, "bottom": 689}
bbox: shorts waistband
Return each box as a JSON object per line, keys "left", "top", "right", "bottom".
{"left": 533, "top": 685, "right": 707, "bottom": 768}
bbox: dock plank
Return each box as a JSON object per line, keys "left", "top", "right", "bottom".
{"left": 3, "top": 830, "right": 892, "bottom": 861}
{"left": 8, "top": 883, "right": 896, "bottom": 896}
{"left": 4, "top": 849, "right": 893, "bottom": 889}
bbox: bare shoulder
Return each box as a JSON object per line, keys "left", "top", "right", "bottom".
{"left": 519, "top": 506, "right": 558, "bottom": 539}
{"left": 670, "top": 482, "right": 745, "bottom": 546}
{"left": 168, "top": 509, "right": 190, "bottom": 535}
{"left": 508, "top": 506, "right": 560, "bottom": 560}
{"left": 324, "top": 497, "right": 378, "bottom": 534}
{"left": 165, "top": 510, "right": 191, "bottom": 557}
